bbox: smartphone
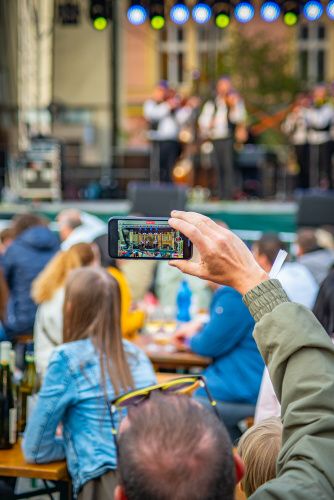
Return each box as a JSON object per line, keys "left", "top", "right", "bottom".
{"left": 108, "top": 217, "right": 193, "bottom": 260}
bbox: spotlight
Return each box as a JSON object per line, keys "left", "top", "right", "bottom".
{"left": 234, "top": 1, "right": 255, "bottom": 23}
{"left": 58, "top": 1, "right": 80, "bottom": 25}
{"left": 127, "top": 1, "right": 147, "bottom": 25}
{"left": 260, "top": 1, "right": 281, "bottom": 22}
{"left": 192, "top": 1, "right": 212, "bottom": 24}
{"left": 149, "top": 0, "right": 165, "bottom": 29}
{"left": 327, "top": 0, "right": 334, "bottom": 18}
{"left": 90, "top": 0, "right": 110, "bottom": 31}
{"left": 303, "top": 0, "right": 323, "bottom": 20}
{"left": 213, "top": 1, "right": 231, "bottom": 28}
{"left": 282, "top": 0, "right": 300, "bottom": 25}
{"left": 170, "top": 1, "right": 190, "bottom": 25}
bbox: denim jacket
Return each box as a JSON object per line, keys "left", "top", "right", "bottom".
{"left": 22, "top": 338, "right": 156, "bottom": 495}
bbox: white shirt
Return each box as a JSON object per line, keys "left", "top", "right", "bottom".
{"left": 198, "top": 98, "right": 246, "bottom": 140}
{"left": 34, "top": 287, "right": 65, "bottom": 377}
{"left": 277, "top": 262, "right": 318, "bottom": 309}
{"left": 305, "top": 103, "right": 334, "bottom": 145}
{"left": 61, "top": 212, "right": 106, "bottom": 250}
{"left": 282, "top": 108, "right": 308, "bottom": 145}
{"left": 255, "top": 262, "right": 319, "bottom": 423}
{"left": 143, "top": 100, "right": 192, "bottom": 141}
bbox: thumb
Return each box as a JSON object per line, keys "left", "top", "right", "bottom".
{"left": 169, "top": 260, "right": 203, "bottom": 279}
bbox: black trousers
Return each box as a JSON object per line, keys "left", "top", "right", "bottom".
{"left": 212, "top": 137, "right": 234, "bottom": 199}
{"left": 309, "top": 142, "right": 333, "bottom": 189}
{"left": 295, "top": 143, "right": 309, "bottom": 189}
{"left": 157, "top": 140, "right": 181, "bottom": 183}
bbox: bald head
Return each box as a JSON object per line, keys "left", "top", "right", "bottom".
{"left": 57, "top": 209, "right": 83, "bottom": 242}
{"left": 296, "top": 228, "right": 318, "bottom": 256}
{"left": 117, "top": 394, "right": 235, "bottom": 500}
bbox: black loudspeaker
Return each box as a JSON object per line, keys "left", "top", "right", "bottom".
{"left": 127, "top": 182, "right": 187, "bottom": 217}
{"left": 297, "top": 194, "right": 334, "bottom": 227}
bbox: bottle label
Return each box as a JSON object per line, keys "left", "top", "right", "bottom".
{"left": 9, "top": 408, "right": 17, "bottom": 445}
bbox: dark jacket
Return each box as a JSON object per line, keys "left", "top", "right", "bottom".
{"left": 190, "top": 286, "right": 264, "bottom": 404}
{"left": 3, "top": 225, "right": 59, "bottom": 337}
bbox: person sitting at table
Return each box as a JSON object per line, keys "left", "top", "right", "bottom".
{"left": 94, "top": 234, "right": 145, "bottom": 339}
{"left": 2, "top": 213, "right": 60, "bottom": 339}
{"left": 113, "top": 210, "right": 334, "bottom": 500}
{"left": 173, "top": 280, "right": 264, "bottom": 442}
{"left": 23, "top": 267, "right": 156, "bottom": 500}
{"left": 31, "top": 243, "right": 97, "bottom": 377}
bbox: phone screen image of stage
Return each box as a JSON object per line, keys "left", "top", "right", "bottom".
{"left": 117, "top": 220, "right": 184, "bottom": 259}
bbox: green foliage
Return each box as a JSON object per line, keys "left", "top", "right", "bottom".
{"left": 217, "top": 30, "right": 301, "bottom": 112}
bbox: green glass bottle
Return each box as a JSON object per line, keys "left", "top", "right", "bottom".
{"left": 17, "top": 349, "right": 40, "bottom": 434}
{"left": 0, "top": 341, "right": 17, "bottom": 449}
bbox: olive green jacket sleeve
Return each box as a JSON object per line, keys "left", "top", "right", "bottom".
{"left": 243, "top": 279, "right": 334, "bottom": 500}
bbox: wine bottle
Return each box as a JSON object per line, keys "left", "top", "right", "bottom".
{"left": 0, "top": 341, "right": 17, "bottom": 449}
{"left": 17, "top": 348, "right": 40, "bottom": 434}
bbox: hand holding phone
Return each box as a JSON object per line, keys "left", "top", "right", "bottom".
{"left": 108, "top": 217, "right": 193, "bottom": 260}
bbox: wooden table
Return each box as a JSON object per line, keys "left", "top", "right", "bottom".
{"left": 0, "top": 441, "right": 71, "bottom": 499}
{"left": 133, "top": 335, "right": 211, "bottom": 371}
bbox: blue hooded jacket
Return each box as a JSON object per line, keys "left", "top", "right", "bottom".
{"left": 190, "top": 286, "right": 264, "bottom": 404}
{"left": 3, "top": 225, "right": 59, "bottom": 337}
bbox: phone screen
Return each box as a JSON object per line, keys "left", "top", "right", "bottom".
{"left": 108, "top": 217, "right": 192, "bottom": 260}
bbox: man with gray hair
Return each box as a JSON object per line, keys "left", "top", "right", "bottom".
{"left": 57, "top": 209, "right": 106, "bottom": 250}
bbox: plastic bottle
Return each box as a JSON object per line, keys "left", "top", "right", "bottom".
{"left": 176, "top": 280, "right": 192, "bottom": 322}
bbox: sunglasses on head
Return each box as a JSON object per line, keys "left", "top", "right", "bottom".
{"left": 107, "top": 375, "right": 218, "bottom": 451}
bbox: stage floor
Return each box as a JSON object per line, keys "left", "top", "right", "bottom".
{"left": 0, "top": 200, "right": 297, "bottom": 235}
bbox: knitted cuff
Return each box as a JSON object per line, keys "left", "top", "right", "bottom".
{"left": 243, "top": 279, "right": 290, "bottom": 322}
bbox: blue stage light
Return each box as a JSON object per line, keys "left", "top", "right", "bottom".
{"left": 192, "top": 2, "right": 212, "bottom": 24}
{"left": 170, "top": 1, "right": 190, "bottom": 25}
{"left": 260, "top": 1, "right": 281, "bottom": 22}
{"left": 303, "top": 0, "right": 323, "bottom": 20}
{"left": 234, "top": 1, "right": 255, "bottom": 23}
{"left": 327, "top": 0, "right": 334, "bottom": 18}
{"left": 127, "top": 3, "right": 147, "bottom": 25}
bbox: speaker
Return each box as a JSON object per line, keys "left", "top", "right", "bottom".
{"left": 297, "top": 194, "right": 334, "bottom": 227}
{"left": 127, "top": 182, "right": 187, "bottom": 217}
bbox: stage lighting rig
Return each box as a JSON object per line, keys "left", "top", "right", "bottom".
{"left": 127, "top": 1, "right": 147, "bottom": 25}
{"left": 327, "top": 0, "right": 334, "bottom": 19}
{"left": 192, "top": 1, "right": 212, "bottom": 24}
{"left": 170, "top": 1, "right": 190, "bottom": 25}
{"left": 234, "top": 1, "right": 255, "bottom": 23}
{"left": 282, "top": 0, "right": 300, "bottom": 25}
{"left": 213, "top": 1, "right": 231, "bottom": 28}
{"left": 149, "top": 0, "right": 165, "bottom": 29}
{"left": 303, "top": 0, "right": 323, "bottom": 20}
{"left": 58, "top": 1, "right": 80, "bottom": 25}
{"left": 260, "top": 0, "right": 281, "bottom": 22}
{"left": 90, "top": 0, "right": 111, "bottom": 30}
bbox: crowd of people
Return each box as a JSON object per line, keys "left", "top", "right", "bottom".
{"left": 0, "top": 209, "right": 334, "bottom": 499}
{"left": 144, "top": 78, "right": 334, "bottom": 197}
{"left": 282, "top": 83, "right": 334, "bottom": 190}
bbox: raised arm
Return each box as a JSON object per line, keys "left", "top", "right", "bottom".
{"left": 169, "top": 211, "right": 334, "bottom": 499}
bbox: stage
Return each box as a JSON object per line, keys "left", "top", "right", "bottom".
{"left": 0, "top": 200, "right": 297, "bottom": 239}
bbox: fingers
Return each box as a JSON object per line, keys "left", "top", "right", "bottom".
{"left": 171, "top": 211, "right": 217, "bottom": 235}
{"left": 168, "top": 218, "right": 210, "bottom": 256}
{"left": 169, "top": 259, "right": 205, "bottom": 280}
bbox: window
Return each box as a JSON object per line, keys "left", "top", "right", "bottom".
{"left": 197, "top": 24, "right": 227, "bottom": 83}
{"left": 298, "top": 24, "right": 328, "bottom": 84}
{"left": 159, "top": 25, "right": 186, "bottom": 85}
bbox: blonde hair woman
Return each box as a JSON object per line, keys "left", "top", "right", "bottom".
{"left": 237, "top": 417, "right": 282, "bottom": 497}
{"left": 32, "top": 243, "right": 96, "bottom": 376}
